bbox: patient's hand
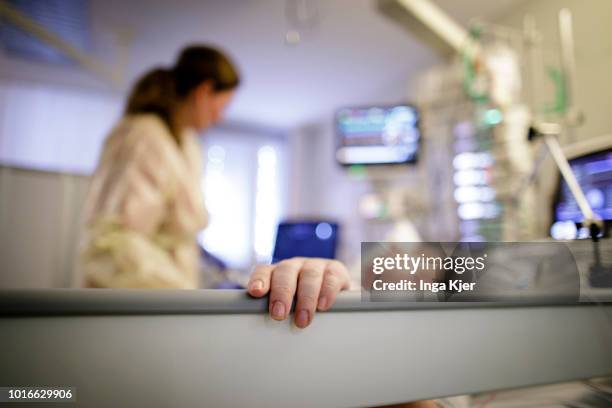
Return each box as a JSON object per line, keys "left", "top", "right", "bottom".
{"left": 247, "top": 257, "right": 351, "bottom": 328}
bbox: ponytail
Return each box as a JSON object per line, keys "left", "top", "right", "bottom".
{"left": 125, "top": 68, "right": 179, "bottom": 140}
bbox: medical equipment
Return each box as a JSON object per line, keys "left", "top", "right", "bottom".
{"left": 551, "top": 136, "right": 612, "bottom": 240}
{"left": 335, "top": 104, "right": 420, "bottom": 166}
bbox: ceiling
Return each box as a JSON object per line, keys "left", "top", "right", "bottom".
{"left": 91, "top": 0, "right": 526, "bottom": 130}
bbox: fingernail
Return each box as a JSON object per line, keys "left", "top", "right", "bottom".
{"left": 271, "top": 301, "right": 285, "bottom": 320}
{"left": 317, "top": 296, "right": 328, "bottom": 310}
{"left": 296, "top": 309, "right": 310, "bottom": 328}
{"left": 250, "top": 279, "right": 264, "bottom": 291}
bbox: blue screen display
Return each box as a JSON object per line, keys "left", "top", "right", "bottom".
{"left": 272, "top": 222, "right": 338, "bottom": 263}
{"left": 556, "top": 149, "right": 612, "bottom": 223}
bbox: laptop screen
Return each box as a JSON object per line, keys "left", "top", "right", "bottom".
{"left": 272, "top": 221, "right": 339, "bottom": 263}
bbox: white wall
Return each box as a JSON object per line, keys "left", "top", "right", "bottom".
{"left": 0, "top": 80, "right": 122, "bottom": 174}
{"left": 288, "top": 122, "right": 370, "bottom": 263}
{"left": 0, "top": 167, "right": 90, "bottom": 288}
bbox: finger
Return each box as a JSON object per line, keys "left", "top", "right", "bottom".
{"left": 269, "top": 259, "right": 301, "bottom": 321}
{"left": 247, "top": 264, "right": 273, "bottom": 297}
{"left": 317, "top": 260, "right": 350, "bottom": 311}
{"left": 294, "top": 259, "right": 326, "bottom": 328}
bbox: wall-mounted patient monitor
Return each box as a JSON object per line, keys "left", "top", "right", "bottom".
{"left": 335, "top": 104, "right": 420, "bottom": 166}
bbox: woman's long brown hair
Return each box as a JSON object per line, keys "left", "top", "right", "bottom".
{"left": 125, "top": 45, "right": 240, "bottom": 143}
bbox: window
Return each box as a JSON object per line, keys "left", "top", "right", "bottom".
{"left": 0, "top": 0, "right": 92, "bottom": 65}
{"left": 254, "top": 145, "right": 281, "bottom": 262}
{"left": 197, "top": 128, "right": 287, "bottom": 270}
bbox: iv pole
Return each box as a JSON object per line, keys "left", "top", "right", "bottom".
{"left": 530, "top": 10, "right": 610, "bottom": 287}
{"left": 528, "top": 9, "right": 603, "bottom": 242}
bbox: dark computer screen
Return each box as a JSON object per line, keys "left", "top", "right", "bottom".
{"left": 335, "top": 104, "right": 420, "bottom": 165}
{"left": 272, "top": 221, "right": 339, "bottom": 263}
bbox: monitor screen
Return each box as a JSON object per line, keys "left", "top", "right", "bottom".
{"left": 552, "top": 148, "right": 612, "bottom": 239}
{"left": 272, "top": 221, "right": 338, "bottom": 263}
{"left": 335, "top": 104, "right": 420, "bottom": 166}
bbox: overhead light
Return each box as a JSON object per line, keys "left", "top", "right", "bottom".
{"left": 285, "top": 30, "right": 301, "bottom": 45}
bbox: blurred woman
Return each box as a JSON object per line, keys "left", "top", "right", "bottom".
{"left": 81, "top": 45, "right": 351, "bottom": 328}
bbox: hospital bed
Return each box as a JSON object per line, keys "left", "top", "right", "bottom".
{"left": 1, "top": 289, "right": 611, "bottom": 407}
